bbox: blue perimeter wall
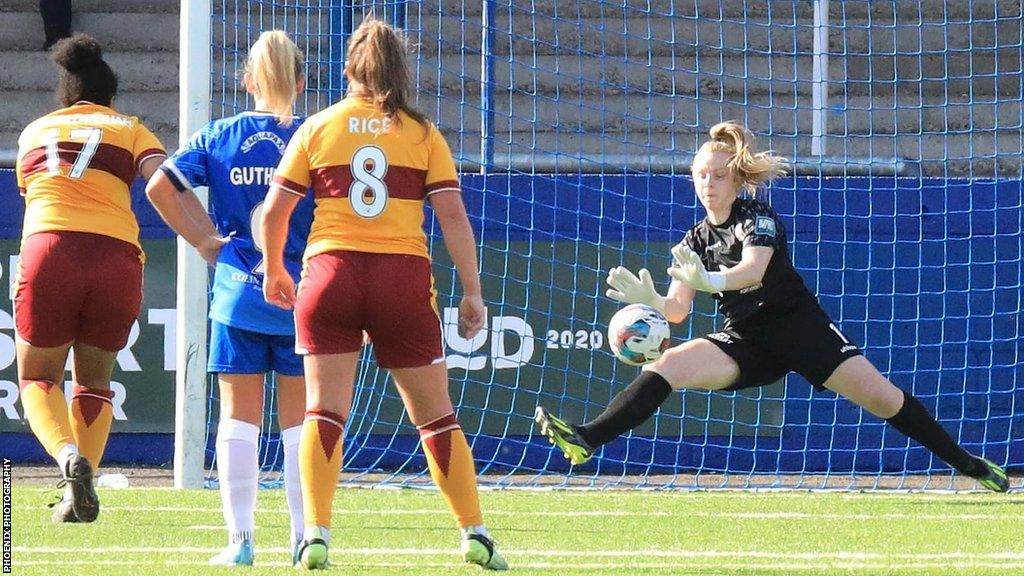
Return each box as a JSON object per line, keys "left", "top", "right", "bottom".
{"left": 0, "top": 170, "right": 1020, "bottom": 473}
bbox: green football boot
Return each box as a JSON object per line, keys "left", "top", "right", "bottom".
{"left": 974, "top": 458, "right": 1010, "bottom": 493}
{"left": 534, "top": 406, "right": 594, "bottom": 465}
{"left": 297, "top": 527, "right": 330, "bottom": 570}
{"left": 462, "top": 527, "right": 509, "bottom": 571}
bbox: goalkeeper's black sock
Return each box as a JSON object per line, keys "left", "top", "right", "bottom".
{"left": 885, "top": 390, "right": 986, "bottom": 477}
{"left": 577, "top": 371, "right": 673, "bottom": 448}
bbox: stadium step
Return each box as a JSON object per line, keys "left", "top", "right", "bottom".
{"left": 0, "top": 0, "right": 179, "bottom": 155}
{"left": 0, "top": 11, "right": 177, "bottom": 51}
{"left": 0, "top": 91, "right": 178, "bottom": 139}
{"left": 0, "top": 50, "right": 179, "bottom": 93}
{"left": 454, "top": 131, "right": 1023, "bottom": 177}
{"left": 0, "top": 0, "right": 1018, "bottom": 177}
{"left": 0, "top": 0, "right": 179, "bottom": 13}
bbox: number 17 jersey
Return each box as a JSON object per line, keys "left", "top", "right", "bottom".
{"left": 272, "top": 97, "right": 461, "bottom": 262}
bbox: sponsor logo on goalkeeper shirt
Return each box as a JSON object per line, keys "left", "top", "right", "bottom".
{"left": 706, "top": 332, "right": 733, "bottom": 344}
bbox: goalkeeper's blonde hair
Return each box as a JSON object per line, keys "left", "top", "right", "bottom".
{"left": 697, "top": 121, "right": 788, "bottom": 194}
{"left": 246, "top": 30, "right": 303, "bottom": 127}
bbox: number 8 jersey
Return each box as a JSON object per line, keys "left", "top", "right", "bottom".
{"left": 272, "top": 98, "right": 460, "bottom": 262}
{"left": 161, "top": 111, "right": 315, "bottom": 335}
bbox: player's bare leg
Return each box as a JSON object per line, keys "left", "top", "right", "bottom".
{"left": 826, "top": 356, "right": 1007, "bottom": 492}
{"left": 16, "top": 338, "right": 99, "bottom": 522}
{"left": 296, "top": 352, "right": 358, "bottom": 570}
{"left": 391, "top": 363, "right": 508, "bottom": 570}
{"left": 537, "top": 340, "right": 739, "bottom": 465}
{"left": 59, "top": 343, "right": 118, "bottom": 523}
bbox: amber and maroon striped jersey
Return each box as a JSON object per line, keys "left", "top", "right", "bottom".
{"left": 15, "top": 101, "right": 166, "bottom": 249}
{"left": 273, "top": 97, "right": 460, "bottom": 261}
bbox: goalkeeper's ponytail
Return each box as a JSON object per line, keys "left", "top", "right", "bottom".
{"left": 246, "top": 30, "right": 304, "bottom": 127}
{"left": 698, "top": 121, "right": 788, "bottom": 196}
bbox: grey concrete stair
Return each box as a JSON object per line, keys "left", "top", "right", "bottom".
{"left": 0, "top": 0, "right": 1020, "bottom": 178}
{"left": 0, "top": 11, "right": 178, "bottom": 51}
{"left": 0, "top": 0, "right": 178, "bottom": 12}
{"left": 0, "top": 50, "right": 179, "bottom": 92}
{"left": 0, "top": 91, "right": 178, "bottom": 136}
{"left": 0, "top": 0, "right": 179, "bottom": 155}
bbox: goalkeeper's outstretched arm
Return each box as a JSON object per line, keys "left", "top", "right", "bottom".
{"left": 605, "top": 265, "right": 695, "bottom": 324}
{"left": 663, "top": 278, "right": 696, "bottom": 324}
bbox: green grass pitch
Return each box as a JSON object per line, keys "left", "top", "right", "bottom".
{"left": 8, "top": 485, "right": 1023, "bottom": 575}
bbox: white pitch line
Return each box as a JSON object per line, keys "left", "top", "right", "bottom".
{"left": 75, "top": 504, "right": 1010, "bottom": 521}
{"left": 14, "top": 546, "right": 1024, "bottom": 561}
{"left": 11, "top": 559, "right": 1024, "bottom": 571}
{"left": 13, "top": 486, "right": 1018, "bottom": 499}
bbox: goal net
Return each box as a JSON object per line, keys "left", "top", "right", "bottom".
{"left": 182, "top": 0, "right": 1023, "bottom": 489}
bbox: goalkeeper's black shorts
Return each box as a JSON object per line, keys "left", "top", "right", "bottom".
{"left": 701, "top": 301, "right": 863, "bottom": 391}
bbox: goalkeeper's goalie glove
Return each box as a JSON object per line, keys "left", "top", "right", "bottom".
{"left": 605, "top": 266, "right": 666, "bottom": 314}
{"left": 667, "top": 243, "right": 727, "bottom": 293}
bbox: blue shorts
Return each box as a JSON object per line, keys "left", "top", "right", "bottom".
{"left": 208, "top": 321, "right": 304, "bottom": 376}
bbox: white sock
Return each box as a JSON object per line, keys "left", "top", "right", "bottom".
{"left": 462, "top": 525, "right": 491, "bottom": 540}
{"left": 216, "top": 418, "right": 260, "bottom": 544}
{"left": 281, "top": 425, "right": 304, "bottom": 545}
{"left": 56, "top": 444, "right": 79, "bottom": 475}
{"left": 304, "top": 525, "right": 331, "bottom": 545}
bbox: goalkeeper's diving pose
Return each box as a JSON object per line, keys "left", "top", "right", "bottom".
{"left": 536, "top": 121, "right": 1009, "bottom": 493}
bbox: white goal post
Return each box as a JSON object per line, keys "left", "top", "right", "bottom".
{"left": 173, "top": 0, "right": 212, "bottom": 489}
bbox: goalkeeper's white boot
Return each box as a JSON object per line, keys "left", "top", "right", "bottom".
{"left": 462, "top": 526, "right": 509, "bottom": 571}
{"left": 297, "top": 526, "right": 330, "bottom": 570}
{"left": 208, "top": 539, "right": 254, "bottom": 566}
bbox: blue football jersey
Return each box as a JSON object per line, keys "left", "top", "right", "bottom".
{"left": 162, "top": 112, "right": 314, "bottom": 335}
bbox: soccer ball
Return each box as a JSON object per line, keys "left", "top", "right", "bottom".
{"left": 607, "top": 304, "right": 671, "bottom": 366}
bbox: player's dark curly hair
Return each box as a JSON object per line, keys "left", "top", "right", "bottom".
{"left": 50, "top": 33, "right": 118, "bottom": 107}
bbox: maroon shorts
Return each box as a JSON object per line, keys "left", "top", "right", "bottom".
{"left": 15, "top": 231, "right": 143, "bottom": 351}
{"left": 295, "top": 250, "right": 443, "bottom": 369}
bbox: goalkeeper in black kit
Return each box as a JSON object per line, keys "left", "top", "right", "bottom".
{"left": 535, "top": 121, "right": 1009, "bottom": 492}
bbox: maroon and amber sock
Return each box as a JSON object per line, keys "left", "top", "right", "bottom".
{"left": 69, "top": 385, "right": 113, "bottom": 470}
{"left": 19, "top": 379, "right": 74, "bottom": 460}
{"left": 418, "top": 413, "right": 483, "bottom": 528}
{"left": 299, "top": 409, "right": 345, "bottom": 530}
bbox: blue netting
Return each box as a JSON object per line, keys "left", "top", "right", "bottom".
{"left": 205, "top": 1, "right": 1023, "bottom": 490}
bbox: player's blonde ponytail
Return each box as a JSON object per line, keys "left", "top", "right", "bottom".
{"left": 345, "top": 17, "right": 428, "bottom": 128}
{"left": 246, "top": 30, "right": 303, "bottom": 127}
{"left": 699, "top": 121, "right": 788, "bottom": 194}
